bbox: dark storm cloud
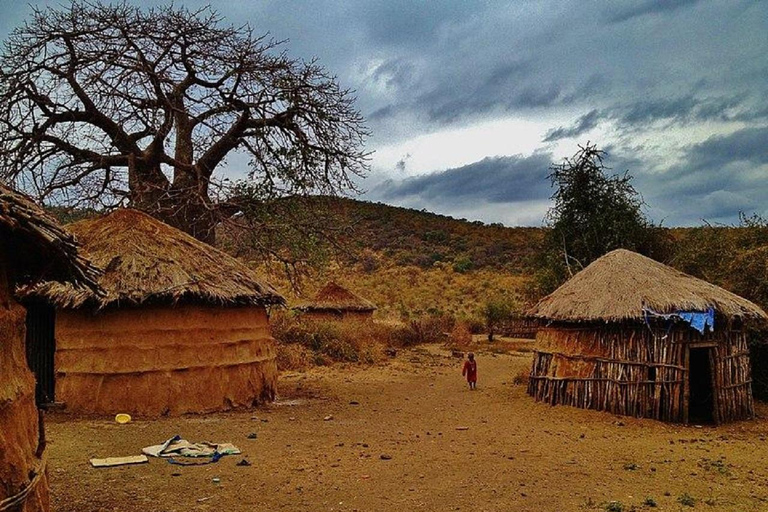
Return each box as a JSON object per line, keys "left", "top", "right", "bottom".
{"left": 686, "top": 126, "right": 768, "bottom": 171}
{"left": 605, "top": 0, "right": 702, "bottom": 24}
{"left": 543, "top": 110, "right": 602, "bottom": 142}
{"left": 631, "top": 126, "right": 768, "bottom": 224}
{"left": 1, "top": 1, "right": 766, "bottom": 226}
{"left": 372, "top": 153, "right": 552, "bottom": 205}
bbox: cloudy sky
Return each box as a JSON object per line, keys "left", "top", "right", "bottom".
{"left": 1, "top": 0, "right": 766, "bottom": 226}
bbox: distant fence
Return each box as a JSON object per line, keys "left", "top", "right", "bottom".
{"left": 504, "top": 317, "right": 539, "bottom": 339}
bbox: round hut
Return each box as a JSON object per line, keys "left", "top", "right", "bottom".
{"left": 24, "top": 209, "right": 285, "bottom": 417}
{"left": 527, "top": 249, "right": 766, "bottom": 424}
{"left": 293, "top": 282, "right": 377, "bottom": 322}
{"left": 1, "top": 183, "right": 98, "bottom": 512}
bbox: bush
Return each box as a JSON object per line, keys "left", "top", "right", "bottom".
{"left": 449, "top": 322, "right": 472, "bottom": 348}
{"left": 272, "top": 313, "right": 392, "bottom": 368}
{"left": 395, "top": 314, "right": 454, "bottom": 347}
{"left": 511, "top": 368, "right": 529, "bottom": 386}
{"left": 452, "top": 256, "right": 473, "bottom": 273}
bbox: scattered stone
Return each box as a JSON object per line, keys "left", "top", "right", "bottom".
{"left": 380, "top": 454, "right": 392, "bottom": 460}
{"left": 349, "top": 401, "right": 360, "bottom": 406}
{"left": 171, "top": 472, "right": 182, "bottom": 477}
{"left": 324, "top": 415, "right": 334, "bottom": 421}
{"left": 247, "top": 432, "right": 258, "bottom": 439}
{"left": 236, "top": 459, "right": 252, "bottom": 467}
{"left": 456, "top": 426, "right": 469, "bottom": 431}
{"left": 212, "top": 477, "right": 221, "bottom": 484}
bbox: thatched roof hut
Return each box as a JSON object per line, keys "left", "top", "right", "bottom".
{"left": 293, "top": 282, "right": 376, "bottom": 321}
{"left": 1, "top": 183, "right": 98, "bottom": 512}
{"left": 530, "top": 249, "right": 765, "bottom": 322}
{"left": 527, "top": 249, "right": 766, "bottom": 424}
{"left": 25, "top": 208, "right": 283, "bottom": 309}
{"left": 24, "top": 209, "right": 285, "bottom": 416}
{"left": 0, "top": 183, "right": 99, "bottom": 290}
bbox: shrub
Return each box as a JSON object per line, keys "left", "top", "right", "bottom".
{"left": 511, "top": 368, "right": 529, "bottom": 386}
{"left": 272, "top": 313, "right": 391, "bottom": 367}
{"left": 452, "top": 256, "right": 473, "bottom": 273}
{"left": 677, "top": 493, "right": 695, "bottom": 507}
{"left": 276, "top": 343, "right": 314, "bottom": 371}
{"left": 449, "top": 322, "right": 472, "bottom": 348}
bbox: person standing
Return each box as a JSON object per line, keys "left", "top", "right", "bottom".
{"left": 462, "top": 353, "right": 478, "bottom": 390}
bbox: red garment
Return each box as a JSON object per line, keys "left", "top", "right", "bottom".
{"left": 462, "top": 360, "right": 477, "bottom": 383}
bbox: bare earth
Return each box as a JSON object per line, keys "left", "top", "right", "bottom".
{"left": 46, "top": 342, "right": 768, "bottom": 512}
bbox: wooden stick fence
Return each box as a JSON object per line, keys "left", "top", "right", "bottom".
{"left": 527, "top": 323, "right": 754, "bottom": 423}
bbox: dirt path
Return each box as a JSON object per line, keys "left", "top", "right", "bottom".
{"left": 47, "top": 344, "right": 768, "bottom": 511}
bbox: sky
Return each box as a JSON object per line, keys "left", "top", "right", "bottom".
{"left": 1, "top": 0, "right": 766, "bottom": 227}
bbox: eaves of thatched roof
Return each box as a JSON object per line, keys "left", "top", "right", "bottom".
{"left": 22, "top": 209, "right": 284, "bottom": 309}
{"left": 293, "top": 282, "right": 376, "bottom": 312}
{"left": 529, "top": 249, "right": 767, "bottom": 323}
{"left": 1, "top": 182, "right": 100, "bottom": 290}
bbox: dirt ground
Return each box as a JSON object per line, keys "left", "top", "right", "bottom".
{"left": 46, "top": 341, "right": 768, "bottom": 512}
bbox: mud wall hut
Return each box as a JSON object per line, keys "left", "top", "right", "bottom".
{"left": 24, "top": 209, "right": 285, "bottom": 417}
{"left": 293, "top": 282, "right": 377, "bottom": 322}
{"left": 527, "top": 249, "right": 766, "bottom": 424}
{"left": 0, "top": 183, "right": 98, "bottom": 512}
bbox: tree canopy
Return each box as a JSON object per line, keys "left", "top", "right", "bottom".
{"left": 531, "top": 143, "right": 659, "bottom": 295}
{"left": 0, "top": 1, "right": 369, "bottom": 242}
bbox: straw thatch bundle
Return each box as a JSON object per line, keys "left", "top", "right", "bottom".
{"left": 0, "top": 182, "right": 99, "bottom": 290}
{"left": 23, "top": 209, "right": 284, "bottom": 309}
{"left": 529, "top": 249, "right": 766, "bottom": 322}
{"left": 294, "top": 282, "right": 376, "bottom": 313}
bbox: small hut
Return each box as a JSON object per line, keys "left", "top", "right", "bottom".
{"left": 293, "top": 282, "right": 376, "bottom": 322}
{"left": 527, "top": 249, "right": 766, "bottom": 424}
{"left": 23, "top": 209, "right": 285, "bottom": 416}
{"left": 1, "top": 183, "right": 98, "bottom": 512}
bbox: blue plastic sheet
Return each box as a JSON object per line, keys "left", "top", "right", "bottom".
{"left": 642, "top": 306, "right": 715, "bottom": 334}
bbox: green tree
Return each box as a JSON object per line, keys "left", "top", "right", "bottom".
{"left": 482, "top": 298, "right": 513, "bottom": 342}
{"left": 533, "top": 143, "right": 658, "bottom": 295}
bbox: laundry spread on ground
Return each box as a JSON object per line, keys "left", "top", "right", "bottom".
{"left": 142, "top": 435, "right": 241, "bottom": 465}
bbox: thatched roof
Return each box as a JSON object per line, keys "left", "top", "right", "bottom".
{"left": 23, "top": 209, "right": 284, "bottom": 309}
{"left": 529, "top": 249, "right": 767, "bottom": 323}
{"left": 294, "top": 282, "right": 376, "bottom": 312}
{"left": 0, "top": 182, "right": 100, "bottom": 289}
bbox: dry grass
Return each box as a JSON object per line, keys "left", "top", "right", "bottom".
{"left": 272, "top": 311, "right": 456, "bottom": 370}
{"left": 272, "top": 313, "right": 391, "bottom": 370}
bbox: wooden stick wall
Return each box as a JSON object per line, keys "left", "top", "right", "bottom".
{"left": 527, "top": 323, "right": 754, "bottom": 423}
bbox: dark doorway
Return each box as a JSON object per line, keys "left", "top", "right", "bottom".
{"left": 688, "top": 347, "right": 714, "bottom": 424}
{"left": 25, "top": 303, "right": 56, "bottom": 406}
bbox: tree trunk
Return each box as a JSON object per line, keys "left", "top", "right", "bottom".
{"left": 128, "top": 161, "right": 218, "bottom": 244}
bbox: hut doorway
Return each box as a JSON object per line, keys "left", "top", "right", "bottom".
{"left": 25, "top": 303, "right": 57, "bottom": 406}
{"left": 688, "top": 346, "right": 715, "bottom": 424}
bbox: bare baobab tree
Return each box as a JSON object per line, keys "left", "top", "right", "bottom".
{"left": 0, "top": 2, "right": 369, "bottom": 243}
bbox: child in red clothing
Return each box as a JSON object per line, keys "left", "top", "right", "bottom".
{"left": 462, "top": 352, "right": 477, "bottom": 390}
